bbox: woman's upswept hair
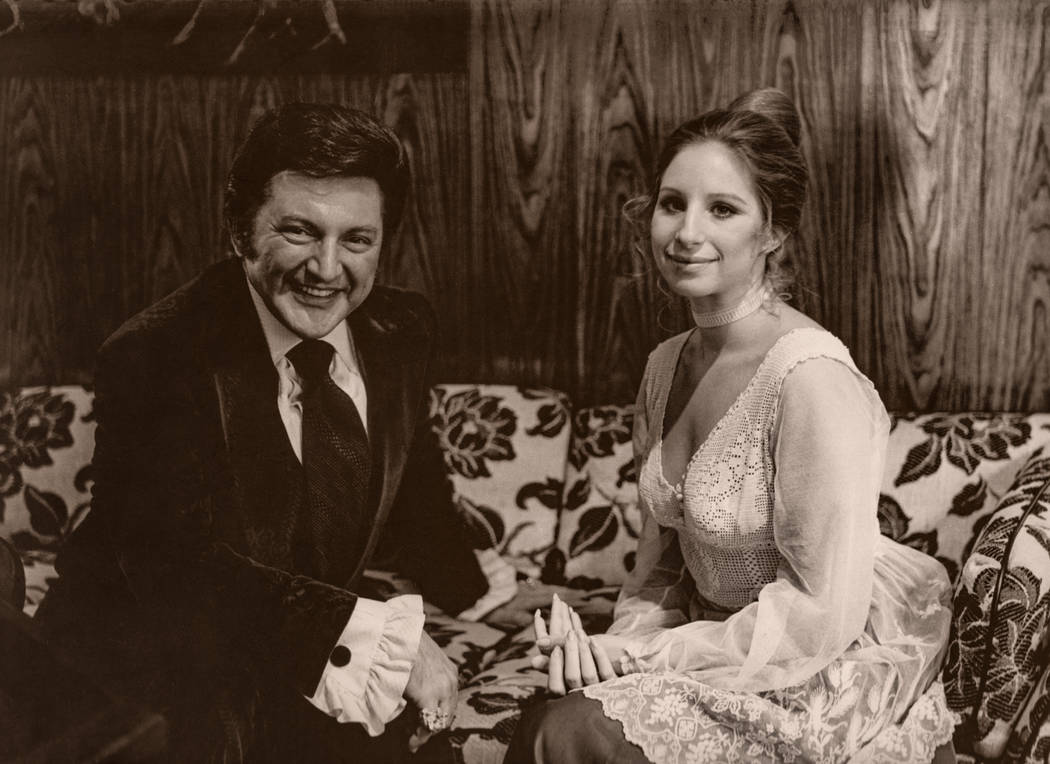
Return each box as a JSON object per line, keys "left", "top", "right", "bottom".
{"left": 625, "top": 88, "right": 808, "bottom": 299}
{"left": 224, "top": 102, "right": 409, "bottom": 257}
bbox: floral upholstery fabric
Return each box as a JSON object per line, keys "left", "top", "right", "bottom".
{"left": 1007, "top": 661, "right": 1050, "bottom": 762}
{"left": 554, "top": 405, "right": 641, "bottom": 587}
{"left": 447, "top": 639, "right": 547, "bottom": 764}
{"left": 0, "top": 387, "right": 94, "bottom": 549}
{"left": 428, "top": 385, "right": 572, "bottom": 579}
{"left": 424, "top": 604, "right": 513, "bottom": 685}
{"left": 878, "top": 413, "right": 1050, "bottom": 584}
{"left": 0, "top": 387, "right": 94, "bottom": 615}
{"left": 943, "top": 449, "right": 1050, "bottom": 759}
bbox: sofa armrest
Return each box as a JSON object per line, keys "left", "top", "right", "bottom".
{"left": 944, "top": 452, "right": 1050, "bottom": 759}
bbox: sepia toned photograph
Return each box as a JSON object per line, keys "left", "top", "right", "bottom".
{"left": 1, "top": 1, "right": 1048, "bottom": 761}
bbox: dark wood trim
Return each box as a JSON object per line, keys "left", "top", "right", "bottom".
{"left": 0, "top": 0, "right": 469, "bottom": 74}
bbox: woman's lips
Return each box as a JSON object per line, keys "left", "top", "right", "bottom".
{"left": 666, "top": 252, "right": 716, "bottom": 265}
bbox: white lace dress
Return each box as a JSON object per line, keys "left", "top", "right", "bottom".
{"left": 582, "top": 328, "right": 955, "bottom": 763}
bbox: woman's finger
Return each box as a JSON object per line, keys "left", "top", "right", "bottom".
{"left": 569, "top": 608, "right": 584, "bottom": 633}
{"left": 591, "top": 639, "right": 618, "bottom": 681}
{"left": 563, "top": 631, "right": 582, "bottom": 690}
{"left": 531, "top": 654, "right": 550, "bottom": 670}
{"left": 534, "top": 608, "right": 549, "bottom": 640}
{"left": 535, "top": 608, "right": 556, "bottom": 656}
{"left": 555, "top": 596, "right": 572, "bottom": 638}
{"left": 549, "top": 594, "right": 565, "bottom": 638}
{"left": 577, "top": 631, "right": 600, "bottom": 686}
{"left": 548, "top": 645, "right": 566, "bottom": 695}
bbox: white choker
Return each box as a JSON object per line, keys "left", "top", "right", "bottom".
{"left": 691, "top": 285, "right": 769, "bottom": 328}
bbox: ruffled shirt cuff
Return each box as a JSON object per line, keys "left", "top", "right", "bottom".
{"left": 307, "top": 594, "right": 424, "bottom": 736}
{"left": 456, "top": 548, "right": 518, "bottom": 621}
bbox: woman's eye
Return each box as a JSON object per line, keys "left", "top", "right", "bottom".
{"left": 657, "top": 196, "right": 684, "bottom": 213}
{"left": 711, "top": 203, "right": 737, "bottom": 219}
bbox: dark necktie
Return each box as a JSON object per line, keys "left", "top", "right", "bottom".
{"left": 286, "top": 339, "right": 371, "bottom": 577}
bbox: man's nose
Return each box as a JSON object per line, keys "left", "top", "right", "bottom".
{"left": 308, "top": 239, "right": 342, "bottom": 282}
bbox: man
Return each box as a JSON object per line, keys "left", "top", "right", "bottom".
{"left": 37, "top": 103, "right": 516, "bottom": 762}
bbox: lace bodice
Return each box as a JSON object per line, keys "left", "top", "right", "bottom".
{"left": 639, "top": 328, "right": 859, "bottom": 610}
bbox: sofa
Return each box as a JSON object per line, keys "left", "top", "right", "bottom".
{"left": 2, "top": 383, "right": 1050, "bottom": 763}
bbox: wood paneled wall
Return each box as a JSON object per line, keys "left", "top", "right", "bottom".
{"left": 2, "top": 0, "right": 1049, "bottom": 412}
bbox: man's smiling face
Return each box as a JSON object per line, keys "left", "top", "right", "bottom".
{"left": 240, "top": 171, "right": 384, "bottom": 339}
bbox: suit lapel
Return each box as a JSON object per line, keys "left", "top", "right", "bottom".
{"left": 346, "top": 296, "right": 422, "bottom": 586}
{"left": 205, "top": 261, "right": 298, "bottom": 553}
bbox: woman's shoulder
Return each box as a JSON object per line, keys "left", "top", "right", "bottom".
{"left": 761, "top": 304, "right": 855, "bottom": 371}
{"left": 763, "top": 324, "right": 887, "bottom": 425}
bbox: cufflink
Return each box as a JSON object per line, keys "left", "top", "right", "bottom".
{"left": 329, "top": 645, "right": 352, "bottom": 667}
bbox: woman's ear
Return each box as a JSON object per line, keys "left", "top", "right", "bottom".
{"left": 763, "top": 227, "right": 786, "bottom": 256}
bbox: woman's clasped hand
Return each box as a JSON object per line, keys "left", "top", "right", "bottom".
{"left": 531, "top": 593, "right": 629, "bottom": 694}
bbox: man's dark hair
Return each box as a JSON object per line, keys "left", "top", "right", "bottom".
{"left": 224, "top": 102, "right": 409, "bottom": 255}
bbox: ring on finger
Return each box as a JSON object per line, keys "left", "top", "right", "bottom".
{"left": 420, "top": 707, "right": 451, "bottom": 732}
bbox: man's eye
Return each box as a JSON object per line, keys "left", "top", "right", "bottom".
{"left": 345, "top": 236, "right": 374, "bottom": 248}
{"left": 280, "top": 226, "right": 313, "bottom": 243}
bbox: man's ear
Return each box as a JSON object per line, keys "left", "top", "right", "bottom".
{"left": 229, "top": 231, "right": 247, "bottom": 260}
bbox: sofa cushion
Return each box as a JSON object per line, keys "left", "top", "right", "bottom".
{"left": 943, "top": 449, "right": 1050, "bottom": 759}
{"left": 879, "top": 413, "right": 1050, "bottom": 583}
{"left": 554, "top": 405, "right": 640, "bottom": 587}
{"left": 428, "top": 385, "right": 571, "bottom": 579}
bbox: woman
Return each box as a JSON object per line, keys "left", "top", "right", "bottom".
{"left": 505, "top": 89, "right": 955, "bottom": 763}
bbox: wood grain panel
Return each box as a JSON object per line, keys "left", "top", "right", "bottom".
{"left": 1, "top": 79, "right": 63, "bottom": 384}
{"left": 2, "top": 0, "right": 1048, "bottom": 413}
{"left": 975, "top": 0, "right": 1050, "bottom": 411}
{"left": 372, "top": 72, "right": 474, "bottom": 379}
{"left": 468, "top": 0, "right": 578, "bottom": 389}
{"left": 785, "top": 1, "right": 883, "bottom": 383}
{"left": 872, "top": 0, "right": 991, "bottom": 410}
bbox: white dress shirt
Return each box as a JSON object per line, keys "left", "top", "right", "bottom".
{"left": 246, "top": 280, "right": 515, "bottom": 734}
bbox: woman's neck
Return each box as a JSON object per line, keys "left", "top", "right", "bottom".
{"left": 689, "top": 282, "right": 777, "bottom": 356}
{"left": 690, "top": 281, "right": 768, "bottom": 329}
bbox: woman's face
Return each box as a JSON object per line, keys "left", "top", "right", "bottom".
{"left": 650, "top": 140, "right": 774, "bottom": 309}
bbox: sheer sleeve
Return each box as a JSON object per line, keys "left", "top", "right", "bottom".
{"left": 606, "top": 358, "right": 696, "bottom": 637}
{"left": 615, "top": 356, "right": 889, "bottom": 693}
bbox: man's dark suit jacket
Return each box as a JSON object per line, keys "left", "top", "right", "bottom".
{"left": 39, "top": 257, "right": 486, "bottom": 716}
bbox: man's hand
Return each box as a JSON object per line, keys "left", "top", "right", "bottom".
{"left": 404, "top": 631, "right": 458, "bottom": 753}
